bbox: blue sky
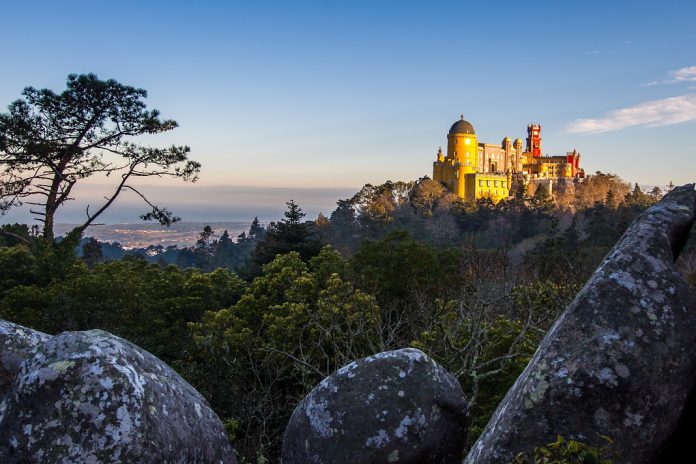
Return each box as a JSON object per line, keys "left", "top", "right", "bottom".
{"left": 1, "top": 0, "right": 695, "bottom": 222}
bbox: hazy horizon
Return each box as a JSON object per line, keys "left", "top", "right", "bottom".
{"left": 0, "top": 183, "right": 360, "bottom": 225}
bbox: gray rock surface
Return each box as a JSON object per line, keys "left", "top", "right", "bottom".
{"left": 465, "top": 184, "right": 696, "bottom": 464}
{"left": 0, "top": 319, "right": 50, "bottom": 399}
{"left": 282, "top": 348, "right": 468, "bottom": 464}
{"left": 0, "top": 329, "right": 237, "bottom": 463}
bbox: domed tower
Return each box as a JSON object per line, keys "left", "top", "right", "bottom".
{"left": 447, "top": 115, "right": 478, "bottom": 174}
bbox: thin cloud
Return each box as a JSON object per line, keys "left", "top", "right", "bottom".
{"left": 566, "top": 94, "right": 696, "bottom": 134}
{"left": 639, "top": 65, "right": 696, "bottom": 87}
{"left": 671, "top": 65, "right": 696, "bottom": 83}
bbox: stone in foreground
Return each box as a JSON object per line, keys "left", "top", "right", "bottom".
{"left": 282, "top": 348, "right": 468, "bottom": 464}
{"left": 0, "top": 329, "right": 237, "bottom": 463}
{"left": 0, "top": 319, "right": 50, "bottom": 400}
{"left": 465, "top": 184, "right": 696, "bottom": 464}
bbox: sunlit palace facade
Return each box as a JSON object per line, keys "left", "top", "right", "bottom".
{"left": 432, "top": 116, "right": 585, "bottom": 202}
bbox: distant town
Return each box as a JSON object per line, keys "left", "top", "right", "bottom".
{"left": 54, "top": 222, "right": 253, "bottom": 249}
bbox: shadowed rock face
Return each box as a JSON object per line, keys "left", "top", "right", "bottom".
{"left": 282, "top": 348, "right": 468, "bottom": 464}
{"left": 0, "top": 320, "right": 50, "bottom": 400}
{"left": 465, "top": 184, "right": 696, "bottom": 464}
{"left": 0, "top": 329, "right": 237, "bottom": 464}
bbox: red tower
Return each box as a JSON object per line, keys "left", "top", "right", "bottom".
{"left": 526, "top": 124, "right": 542, "bottom": 158}
{"left": 566, "top": 149, "right": 581, "bottom": 177}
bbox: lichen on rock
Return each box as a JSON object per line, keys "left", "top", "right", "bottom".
{"left": 282, "top": 348, "right": 468, "bottom": 464}
{"left": 0, "top": 319, "right": 50, "bottom": 400}
{"left": 0, "top": 329, "right": 237, "bottom": 463}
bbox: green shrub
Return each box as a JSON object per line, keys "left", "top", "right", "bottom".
{"left": 514, "top": 435, "right": 614, "bottom": 464}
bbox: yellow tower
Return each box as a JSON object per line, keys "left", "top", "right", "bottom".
{"left": 446, "top": 114, "right": 478, "bottom": 172}
{"left": 434, "top": 115, "right": 477, "bottom": 198}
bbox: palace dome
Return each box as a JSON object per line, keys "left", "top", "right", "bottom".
{"left": 449, "top": 115, "right": 475, "bottom": 135}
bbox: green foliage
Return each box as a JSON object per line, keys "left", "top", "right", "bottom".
{"left": 0, "top": 245, "right": 37, "bottom": 292}
{"left": 81, "top": 237, "right": 103, "bottom": 268}
{"left": 0, "top": 257, "right": 246, "bottom": 363}
{"left": 514, "top": 435, "right": 615, "bottom": 464}
{"left": 352, "top": 230, "right": 459, "bottom": 303}
{"left": 185, "top": 247, "right": 381, "bottom": 462}
{"left": 34, "top": 229, "right": 83, "bottom": 285}
{"left": 0, "top": 223, "right": 34, "bottom": 247}
{"left": 249, "top": 201, "right": 321, "bottom": 275}
{"left": 175, "top": 220, "right": 266, "bottom": 274}
{"left": 351, "top": 230, "right": 462, "bottom": 346}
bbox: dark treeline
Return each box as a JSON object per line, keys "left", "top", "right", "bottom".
{"left": 1, "top": 174, "right": 694, "bottom": 463}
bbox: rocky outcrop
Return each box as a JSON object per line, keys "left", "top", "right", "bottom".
{"left": 0, "top": 319, "right": 50, "bottom": 399}
{"left": 465, "top": 184, "right": 696, "bottom": 464}
{"left": 282, "top": 348, "right": 468, "bottom": 464}
{"left": 0, "top": 329, "right": 237, "bottom": 463}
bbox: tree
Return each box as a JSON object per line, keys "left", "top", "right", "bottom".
{"left": 251, "top": 200, "right": 321, "bottom": 272}
{"left": 649, "top": 186, "right": 663, "bottom": 201}
{"left": 248, "top": 216, "right": 265, "bottom": 241}
{"left": 284, "top": 199, "right": 305, "bottom": 225}
{"left": 411, "top": 178, "right": 448, "bottom": 215}
{"left": 0, "top": 223, "right": 35, "bottom": 247}
{"left": 193, "top": 225, "right": 215, "bottom": 270}
{"left": 0, "top": 73, "right": 200, "bottom": 240}
{"left": 0, "top": 245, "right": 37, "bottom": 292}
{"left": 81, "top": 237, "right": 104, "bottom": 268}
{"left": 573, "top": 172, "right": 630, "bottom": 210}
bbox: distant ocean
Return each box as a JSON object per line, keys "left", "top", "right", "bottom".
{"left": 55, "top": 222, "right": 257, "bottom": 249}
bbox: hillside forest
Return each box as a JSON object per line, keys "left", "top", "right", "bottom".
{"left": 1, "top": 174, "right": 695, "bottom": 463}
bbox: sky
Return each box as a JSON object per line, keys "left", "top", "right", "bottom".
{"left": 1, "top": 0, "right": 695, "bottom": 223}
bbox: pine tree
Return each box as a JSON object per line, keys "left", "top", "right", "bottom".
{"left": 283, "top": 200, "right": 305, "bottom": 225}
{"left": 250, "top": 200, "right": 321, "bottom": 274}
{"left": 248, "top": 216, "right": 265, "bottom": 239}
{"left": 650, "top": 186, "right": 663, "bottom": 201}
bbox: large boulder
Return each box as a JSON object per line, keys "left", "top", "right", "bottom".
{"left": 0, "top": 329, "right": 237, "bottom": 463}
{"left": 465, "top": 184, "right": 696, "bottom": 464}
{"left": 0, "top": 319, "right": 50, "bottom": 399}
{"left": 282, "top": 348, "right": 468, "bottom": 464}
